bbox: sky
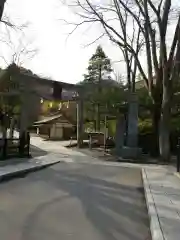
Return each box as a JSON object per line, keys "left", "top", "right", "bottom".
{"left": 0, "top": 0, "right": 179, "bottom": 84}
{"left": 0, "top": 0, "right": 124, "bottom": 83}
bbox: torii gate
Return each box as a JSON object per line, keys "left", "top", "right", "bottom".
{"left": 0, "top": 64, "right": 84, "bottom": 147}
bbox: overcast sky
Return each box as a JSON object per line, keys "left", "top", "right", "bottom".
{"left": 0, "top": 0, "right": 125, "bottom": 83}
{"left": 0, "top": 0, "right": 179, "bottom": 83}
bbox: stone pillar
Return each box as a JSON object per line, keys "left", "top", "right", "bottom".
{"left": 120, "top": 93, "right": 141, "bottom": 159}
{"left": 77, "top": 91, "right": 84, "bottom": 148}
{"left": 127, "top": 93, "right": 138, "bottom": 148}
{"left": 115, "top": 115, "right": 125, "bottom": 155}
{"left": 19, "top": 76, "right": 40, "bottom": 134}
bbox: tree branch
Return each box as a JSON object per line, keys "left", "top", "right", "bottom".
{"left": 82, "top": 33, "right": 105, "bottom": 48}
{"left": 0, "top": 0, "right": 6, "bottom": 21}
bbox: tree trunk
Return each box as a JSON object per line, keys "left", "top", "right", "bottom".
{"left": 149, "top": 68, "right": 163, "bottom": 156}
{"left": 2, "top": 126, "right": 7, "bottom": 139}
{"left": 9, "top": 117, "right": 15, "bottom": 138}
{"left": 159, "top": 88, "right": 171, "bottom": 162}
{"left": 152, "top": 104, "right": 161, "bottom": 156}
{"left": 2, "top": 113, "right": 7, "bottom": 139}
{"left": 93, "top": 120, "right": 96, "bottom": 132}
{"left": 96, "top": 63, "right": 102, "bottom": 132}
{"left": 0, "top": 0, "right": 6, "bottom": 21}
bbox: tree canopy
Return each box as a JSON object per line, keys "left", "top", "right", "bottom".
{"left": 83, "top": 45, "right": 112, "bottom": 83}
{"left": 81, "top": 46, "right": 126, "bottom": 130}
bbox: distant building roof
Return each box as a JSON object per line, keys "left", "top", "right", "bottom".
{"left": 33, "top": 113, "right": 74, "bottom": 126}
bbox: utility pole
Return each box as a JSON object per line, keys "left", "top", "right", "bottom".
{"left": 77, "top": 89, "right": 84, "bottom": 148}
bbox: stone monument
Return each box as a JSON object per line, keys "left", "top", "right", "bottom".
{"left": 120, "top": 93, "right": 142, "bottom": 159}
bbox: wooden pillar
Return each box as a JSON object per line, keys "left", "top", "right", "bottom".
{"left": 20, "top": 86, "right": 28, "bottom": 135}
{"left": 77, "top": 91, "right": 84, "bottom": 148}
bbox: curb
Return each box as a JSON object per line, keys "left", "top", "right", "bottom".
{"left": 174, "top": 172, "right": 180, "bottom": 179}
{"left": 0, "top": 161, "right": 61, "bottom": 183}
{"left": 142, "top": 168, "right": 164, "bottom": 240}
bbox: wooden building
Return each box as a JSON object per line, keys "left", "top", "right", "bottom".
{"left": 34, "top": 113, "right": 75, "bottom": 140}
{"left": 0, "top": 64, "right": 84, "bottom": 147}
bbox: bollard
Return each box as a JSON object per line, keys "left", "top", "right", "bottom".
{"left": 70, "top": 137, "right": 73, "bottom": 147}
{"left": 177, "top": 138, "right": 180, "bottom": 172}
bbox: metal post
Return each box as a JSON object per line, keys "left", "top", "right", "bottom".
{"left": 77, "top": 91, "right": 84, "bottom": 148}
{"left": 177, "top": 137, "right": 180, "bottom": 172}
{"left": 104, "top": 115, "right": 107, "bottom": 152}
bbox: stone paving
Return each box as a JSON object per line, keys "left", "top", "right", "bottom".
{"left": 142, "top": 166, "right": 180, "bottom": 240}
{"left": 0, "top": 136, "right": 92, "bottom": 180}
{"left": 0, "top": 153, "right": 61, "bottom": 181}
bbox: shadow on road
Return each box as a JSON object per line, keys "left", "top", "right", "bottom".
{"left": 22, "top": 166, "right": 151, "bottom": 240}
{"left": 30, "top": 145, "right": 48, "bottom": 158}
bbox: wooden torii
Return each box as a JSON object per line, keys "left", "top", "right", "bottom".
{"left": 0, "top": 64, "right": 84, "bottom": 147}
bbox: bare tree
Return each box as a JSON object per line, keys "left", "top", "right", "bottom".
{"left": 0, "top": 1, "right": 17, "bottom": 27}
{"left": 63, "top": 0, "right": 180, "bottom": 161}
{"left": 0, "top": 23, "right": 38, "bottom": 138}
{"left": 0, "top": 23, "right": 38, "bottom": 67}
{"left": 0, "top": 0, "right": 6, "bottom": 22}
{"left": 112, "top": 2, "right": 142, "bottom": 92}
{"left": 61, "top": 0, "right": 142, "bottom": 91}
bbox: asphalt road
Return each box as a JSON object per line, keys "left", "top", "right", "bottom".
{"left": 0, "top": 162, "right": 151, "bottom": 240}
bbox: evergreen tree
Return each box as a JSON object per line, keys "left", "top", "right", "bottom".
{"left": 83, "top": 46, "right": 113, "bottom": 131}
{"left": 84, "top": 45, "right": 112, "bottom": 83}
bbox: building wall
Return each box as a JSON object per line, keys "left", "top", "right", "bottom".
{"left": 39, "top": 125, "right": 50, "bottom": 136}
{"left": 50, "top": 124, "right": 63, "bottom": 139}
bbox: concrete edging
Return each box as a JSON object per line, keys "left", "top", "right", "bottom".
{"left": 0, "top": 161, "right": 61, "bottom": 182}
{"left": 142, "top": 168, "right": 164, "bottom": 240}
{"left": 174, "top": 172, "right": 180, "bottom": 179}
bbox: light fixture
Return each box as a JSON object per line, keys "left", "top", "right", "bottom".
{"left": 49, "top": 102, "right": 53, "bottom": 108}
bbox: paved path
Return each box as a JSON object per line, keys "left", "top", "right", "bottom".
{"left": 143, "top": 167, "right": 180, "bottom": 240}
{"left": 29, "top": 136, "right": 174, "bottom": 170}
{"left": 0, "top": 162, "right": 150, "bottom": 240}
{"left": 0, "top": 136, "right": 79, "bottom": 180}
{"left": 2, "top": 135, "right": 180, "bottom": 239}
{"left": 0, "top": 153, "right": 61, "bottom": 181}
{"left": 30, "top": 136, "right": 111, "bottom": 164}
{"left": 0, "top": 136, "right": 101, "bottom": 181}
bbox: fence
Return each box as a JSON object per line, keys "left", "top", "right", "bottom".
{"left": 0, "top": 133, "right": 30, "bottom": 160}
